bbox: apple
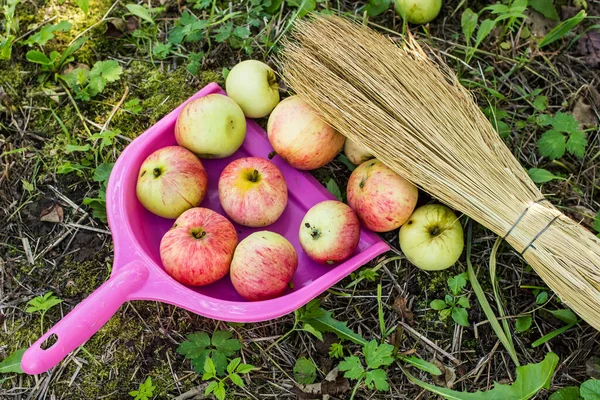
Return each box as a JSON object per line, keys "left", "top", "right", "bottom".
{"left": 344, "top": 138, "right": 374, "bottom": 166}
{"left": 267, "top": 95, "right": 345, "bottom": 170}
{"left": 230, "top": 231, "right": 298, "bottom": 301}
{"left": 175, "top": 94, "right": 246, "bottom": 158}
{"left": 225, "top": 60, "right": 280, "bottom": 118}
{"left": 395, "top": 0, "right": 442, "bottom": 25}
{"left": 160, "top": 207, "right": 238, "bottom": 286}
{"left": 299, "top": 200, "right": 360, "bottom": 264}
{"left": 399, "top": 204, "right": 464, "bottom": 271}
{"left": 347, "top": 159, "right": 418, "bottom": 232}
{"left": 136, "top": 146, "right": 208, "bottom": 219}
{"left": 218, "top": 157, "right": 288, "bottom": 227}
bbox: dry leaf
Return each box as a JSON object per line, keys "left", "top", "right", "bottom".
{"left": 576, "top": 32, "right": 600, "bottom": 68}
{"left": 431, "top": 359, "right": 457, "bottom": 389}
{"left": 587, "top": 356, "right": 600, "bottom": 379}
{"left": 393, "top": 297, "right": 415, "bottom": 326}
{"left": 525, "top": 9, "right": 557, "bottom": 38}
{"left": 293, "top": 368, "right": 350, "bottom": 399}
{"left": 40, "top": 204, "right": 63, "bottom": 223}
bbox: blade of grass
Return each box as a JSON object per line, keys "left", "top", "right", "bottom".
{"left": 539, "top": 10, "right": 586, "bottom": 48}
{"left": 466, "top": 221, "right": 520, "bottom": 366}
{"left": 532, "top": 321, "right": 579, "bottom": 347}
{"left": 377, "top": 283, "right": 385, "bottom": 340}
{"left": 489, "top": 237, "right": 515, "bottom": 356}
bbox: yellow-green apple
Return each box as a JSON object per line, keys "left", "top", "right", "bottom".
{"left": 136, "top": 146, "right": 208, "bottom": 219}
{"left": 299, "top": 200, "right": 360, "bottom": 264}
{"left": 267, "top": 95, "right": 345, "bottom": 170}
{"left": 399, "top": 204, "right": 464, "bottom": 271}
{"left": 225, "top": 60, "right": 280, "bottom": 118}
{"left": 230, "top": 231, "right": 297, "bottom": 301}
{"left": 344, "top": 138, "right": 374, "bottom": 166}
{"left": 395, "top": 0, "right": 442, "bottom": 24}
{"left": 175, "top": 94, "right": 246, "bottom": 158}
{"left": 347, "top": 160, "right": 418, "bottom": 232}
{"left": 218, "top": 157, "right": 288, "bottom": 227}
{"left": 160, "top": 207, "right": 238, "bottom": 286}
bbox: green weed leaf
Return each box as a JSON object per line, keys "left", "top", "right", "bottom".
{"left": 516, "top": 315, "right": 533, "bottom": 332}
{"left": 125, "top": 4, "right": 155, "bottom": 24}
{"left": 566, "top": 130, "right": 587, "bottom": 158}
{"left": 227, "top": 358, "right": 241, "bottom": 375}
{"left": 532, "top": 322, "right": 578, "bottom": 347}
{"left": 461, "top": 8, "right": 478, "bottom": 46}
{"left": 302, "top": 323, "right": 323, "bottom": 341}
{"left": 475, "top": 19, "right": 497, "bottom": 49}
{"left": 25, "top": 21, "right": 72, "bottom": 46}
{"left": 338, "top": 356, "right": 364, "bottom": 379}
{"left": 329, "top": 343, "right": 344, "bottom": 359}
{"left": 211, "top": 331, "right": 241, "bottom": 356}
{"left": 403, "top": 352, "right": 559, "bottom": 399}
{"left": 93, "top": 162, "right": 114, "bottom": 182}
{"left": 540, "top": 10, "right": 586, "bottom": 48}
{"left": 528, "top": 168, "right": 561, "bottom": 183}
{"left": 548, "top": 386, "right": 580, "bottom": 400}
{"left": 213, "top": 381, "right": 226, "bottom": 400}
{"left": 26, "top": 50, "right": 52, "bottom": 65}
{"left": 0, "top": 349, "right": 25, "bottom": 374}
{"left": 528, "top": 0, "right": 558, "bottom": 20}
{"left": 76, "top": 0, "right": 89, "bottom": 13}
{"left": 235, "top": 363, "right": 255, "bottom": 374}
{"left": 294, "top": 357, "right": 317, "bottom": 384}
{"left": 398, "top": 355, "right": 442, "bottom": 376}
{"left": 581, "top": 379, "right": 600, "bottom": 400}
{"left": 364, "top": 340, "right": 394, "bottom": 369}
{"left": 430, "top": 299, "right": 447, "bottom": 311}
{"left": 365, "top": 368, "right": 389, "bottom": 391}
{"left": 326, "top": 178, "right": 342, "bottom": 202}
{"left": 299, "top": 305, "right": 366, "bottom": 345}
{"left": 286, "top": 0, "right": 316, "bottom": 17}
{"left": 229, "top": 372, "right": 244, "bottom": 387}
{"left": 204, "top": 381, "right": 218, "bottom": 395}
{"left": 365, "top": 0, "right": 390, "bottom": 17}
{"left": 538, "top": 130, "right": 566, "bottom": 159}
{"left": 448, "top": 272, "right": 468, "bottom": 295}
{"left": 202, "top": 357, "right": 217, "bottom": 380}
{"left": 549, "top": 309, "right": 578, "bottom": 325}
{"left": 452, "top": 307, "right": 470, "bottom": 327}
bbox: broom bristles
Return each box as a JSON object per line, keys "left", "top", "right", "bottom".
{"left": 280, "top": 15, "right": 600, "bottom": 330}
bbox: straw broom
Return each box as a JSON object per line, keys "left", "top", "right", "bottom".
{"left": 280, "top": 15, "right": 600, "bottom": 330}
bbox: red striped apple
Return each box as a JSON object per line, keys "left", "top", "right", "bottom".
{"left": 160, "top": 207, "right": 238, "bottom": 286}
{"left": 299, "top": 200, "right": 360, "bottom": 264}
{"left": 399, "top": 204, "right": 464, "bottom": 271}
{"left": 267, "top": 95, "right": 345, "bottom": 170}
{"left": 230, "top": 231, "right": 298, "bottom": 301}
{"left": 347, "top": 160, "right": 418, "bottom": 232}
{"left": 136, "top": 146, "right": 208, "bottom": 219}
{"left": 218, "top": 157, "right": 288, "bottom": 227}
{"left": 175, "top": 94, "right": 246, "bottom": 158}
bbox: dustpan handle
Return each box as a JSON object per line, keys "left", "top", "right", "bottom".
{"left": 20, "top": 261, "right": 149, "bottom": 375}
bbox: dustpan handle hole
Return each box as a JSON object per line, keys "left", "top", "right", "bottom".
{"left": 41, "top": 333, "right": 59, "bottom": 350}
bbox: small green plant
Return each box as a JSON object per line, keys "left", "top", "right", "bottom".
{"left": 429, "top": 272, "right": 470, "bottom": 327}
{"left": 202, "top": 357, "right": 255, "bottom": 400}
{"left": 123, "top": 98, "right": 143, "bottom": 115}
{"left": 329, "top": 342, "right": 344, "bottom": 359}
{"left": 129, "top": 377, "right": 155, "bottom": 400}
{"left": 26, "top": 36, "right": 87, "bottom": 76}
{"left": 338, "top": 340, "right": 395, "bottom": 396}
{"left": 59, "top": 60, "right": 123, "bottom": 101}
{"left": 0, "top": 0, "right": 20, "bottom": 60}
{"left": 293, "top": 357, "right": 317, "bottom": 384}
{"left": 549, "top": 379, "right": 600, "bottom": 400}
{"left": 24, "top": 20, "right": 71, "bottom": 46}
{"left": 177, "top": 330, "right": 242, "bottom": 376}
{"left": 83, "top": 162, "right": 114, "bottom": 222}
{"left": 537, "top": 112, "right": 588, "bottom": 160}
{"left": 25, "top": 292, "right": 63, "bottom": 332}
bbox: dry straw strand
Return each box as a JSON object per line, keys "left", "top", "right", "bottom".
{"left": 280, "top": 15, "right": 600, "bottom": 330}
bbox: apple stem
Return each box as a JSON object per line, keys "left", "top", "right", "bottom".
{"left": 249, "top": 169, "right": 260, "bottom": 182}
{"left": 153, "top": 167, "right": 162, "bottom": 178}
{"left": 268, "top": 151, "right": 277, "bottom": 160}
{"left": 429, "top": 226, "right": 441, "bottom": 236}
{"left": 192, "top": 230, "right": 206, "bottom": 239}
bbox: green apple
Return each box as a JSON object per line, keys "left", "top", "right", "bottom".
{"left": 175, "top": 94, "right": 246, "bottom": 158}
{"left": 344, "top": 138, "right": 374, "bottom": 166}
{"left": 395, "top": 0, "right": 442, "bottom": 24}
{"left": 399, "top": 204, "right": 464, "bottom": 271}
{"left": 225, "top": 60, "right": 280, "bottom": 118}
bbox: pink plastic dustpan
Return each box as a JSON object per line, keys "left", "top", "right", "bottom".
{"left": 21, "top": 83, "right": 390, "bottom": 375}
